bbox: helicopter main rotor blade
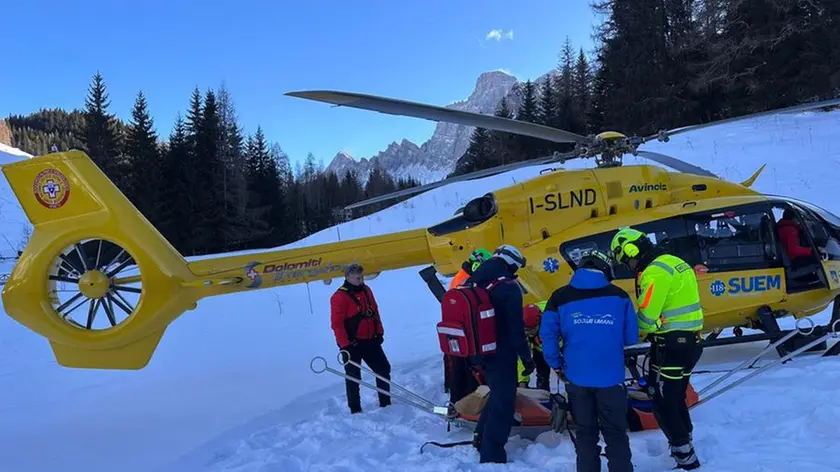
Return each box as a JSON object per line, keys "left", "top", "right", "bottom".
{"left": 344, "top": 151, "right": 577, "bottom": 211}
{"left": 646, "top": 97, "right": 840, "bottom": 142}
{"left": 635, "top": 150, "right": 719, "bottom": 178}
{"left": 285, "top": 90, "right": 590, "bottom": 145}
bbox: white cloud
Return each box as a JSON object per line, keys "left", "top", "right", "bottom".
{"left": 486, "top": 29, "right": 514, "bottom": 41}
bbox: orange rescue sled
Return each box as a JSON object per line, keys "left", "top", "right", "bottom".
{"left": 448, "top": 382, "right": 700, "bottom": 440}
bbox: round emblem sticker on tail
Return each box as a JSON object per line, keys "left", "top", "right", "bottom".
{"left": 33, "top": 168, "right": 70, "bottom": 209}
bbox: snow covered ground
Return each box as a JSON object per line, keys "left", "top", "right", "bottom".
{"left": 2, "top": 107, "right": 840, "bottom": 472}
{"left": 0, "top": 143, "right": 31, "bottom": 278}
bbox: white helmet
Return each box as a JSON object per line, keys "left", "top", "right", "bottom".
{"left": 494, "top": 244, "right": 526, "bottom": 270}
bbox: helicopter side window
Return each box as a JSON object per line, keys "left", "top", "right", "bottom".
{"left": 562, "top": 237, "right": 635, "bottom": 278}
{"left": 559, "top": 215, "right": 696, "bottom": 280}
{"left": 691, "top": 207, "right": 778, "bottom": 272}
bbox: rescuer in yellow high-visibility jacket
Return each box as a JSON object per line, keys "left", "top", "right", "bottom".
{"left": 611, "top": 227, "right": 703, "bottom": 471}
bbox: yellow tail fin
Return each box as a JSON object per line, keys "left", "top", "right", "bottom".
{"left": 1, "top": 151, "right": 434, "bottom": 369}
{"left": 740, "top": 164, "right": 766, "bottom": 188}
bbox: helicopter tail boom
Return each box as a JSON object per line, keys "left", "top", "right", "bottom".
{"left": 184, "top": 227, "right": 434, "bottom": 297}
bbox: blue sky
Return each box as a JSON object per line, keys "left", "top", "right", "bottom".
{"left": 2, "top": 0, "right": 600, "bottom": 166}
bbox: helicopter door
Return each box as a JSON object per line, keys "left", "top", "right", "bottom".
{"left": 689, "top": 205, "right": 787, "bottom": 315}
{"left": 780, "top": 201, "right": 840, "bottom": 291}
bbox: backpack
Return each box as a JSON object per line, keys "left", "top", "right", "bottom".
{"left": 436, "top": 277, "right": 509, "bottom": 358}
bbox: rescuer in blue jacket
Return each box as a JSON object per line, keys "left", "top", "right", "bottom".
{"left": 465, "top": 244, "right": 534, "bottom": 464}
{"left": 540, "top": 248, "right": 639, "bottom": 472}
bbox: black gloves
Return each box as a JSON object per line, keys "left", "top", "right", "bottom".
{"left": 339, "top": 350, "right": 351, "bottom": 364}
{"left": 521, "top": 358, "right": 536, "bottom": 377}
{"left": 549, "top": 393, "right": 569, "bottom": 433}
{"left": 340, "top": 340, "right": 358, "bottom": 363}
{"left": 374, "top": 334, "right": 384, "bottom": 345}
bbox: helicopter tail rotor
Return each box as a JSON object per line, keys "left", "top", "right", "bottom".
{"left": 1, "top": 150, "right": 199, "bottom": 369}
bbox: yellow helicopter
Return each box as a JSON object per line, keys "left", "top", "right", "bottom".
{"left": 3, "top": 89, "right": 840, "bottom": 370}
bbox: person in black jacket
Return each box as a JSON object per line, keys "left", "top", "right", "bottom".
{"left": 466, "top": 244, "right": 535, "bottom": 464}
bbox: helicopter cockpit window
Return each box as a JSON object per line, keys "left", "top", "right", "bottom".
{"left": 692, "top": 208, "right": 777, "bottom": 271}
{"left": 779, "top": 197, "right": 840, "bottom": 230}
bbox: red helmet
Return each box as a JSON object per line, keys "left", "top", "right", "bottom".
{"left": 523, "top": 303, "right": 541, "bottom": 329}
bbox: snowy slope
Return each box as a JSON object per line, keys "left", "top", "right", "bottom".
{"left": 1, "top": 110, "right": 840, "bottom": 472}
{"left": 0, "top": 144, "right": 32, "bottom": 282}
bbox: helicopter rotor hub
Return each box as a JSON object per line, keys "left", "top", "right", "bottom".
{"left": 78, "top": 270, "right": 111, "bottom": 300}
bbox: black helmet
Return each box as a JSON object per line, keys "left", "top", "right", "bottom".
{"left": 577, "top": 248, "right": 615, "bottom": 281}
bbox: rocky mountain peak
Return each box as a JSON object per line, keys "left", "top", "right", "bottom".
{"left": 324, "top": 69, "right": 521, "bottom": 185}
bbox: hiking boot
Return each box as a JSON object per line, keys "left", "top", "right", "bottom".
{"left": 472, "top": 432, "right": 482, "bottom": 451}
{"left": 676, "top": 460, "right": 701, "bottom": 470}
{"left": 670, "top": 443, "right": 700, "bottom": 470}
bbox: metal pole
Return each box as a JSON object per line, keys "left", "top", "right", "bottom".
{"left": 691, "top": 319, "right": 840, "bottom": 410}
{"left": 697, "top": 317, "right": 815, "bottom": 398}
{"left": 337, "top": 350, "right": 441, "bottom": 411}
{"left": 310, "top": 356, "right": 451, "bottom": 421}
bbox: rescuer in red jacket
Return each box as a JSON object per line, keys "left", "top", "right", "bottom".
{"left": 330, "top": 263, "right": 391, "bottom": 414}
{"left": 777, "top": 209, "right": 817, "bottom": 264}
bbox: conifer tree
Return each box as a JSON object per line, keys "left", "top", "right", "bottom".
{"left": 339, "top": 170, "right": 364, "bottom": 220}
{"left": 284, "top": 175, "right": 306, "bottom": 242}
{"left": 587, "top": 56, "right": 609, "bottom": 132}
{"left": 486, "top": 98, "right": 523, "bottom": 167}
{"left": 243, "top": 127, "right": 292, "bottom": 247}
{"left": 82, "top": 72, "right": 124, "bottom": 188}
{"left": 452, "top": 126, "right": 493, "bottom": 177}
{"left": 555, "top": 37, "right": 582, "bottom": 134}
{"left": 515, "top": 80, "right": 542, "bottom": 159}
{"left": 264, "top": 142, "right": 290, "bottom": 246}
{"left": 244, "top": 129, "right": 273, "bottom": 246}
{"left": 159, "top": 115, "right": 194, "bottom": 253}
{"left": 190, "top": 90, "right": 225, "bottom": 253}
{"left": 217, "top": 83, "right": 251, "bottom": 247}
{"left": 537, "top": 75, "right": 557, "bottom": 128}
{"left": 573, "top": 48, "right": 593, "bottom": 133}
{"left": 124, "top": 91, "right": 163, "bottom": 226}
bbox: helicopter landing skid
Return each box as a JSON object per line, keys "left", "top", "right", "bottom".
{"left": 689, "top": 318, "right": 840, "bottom": 410}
